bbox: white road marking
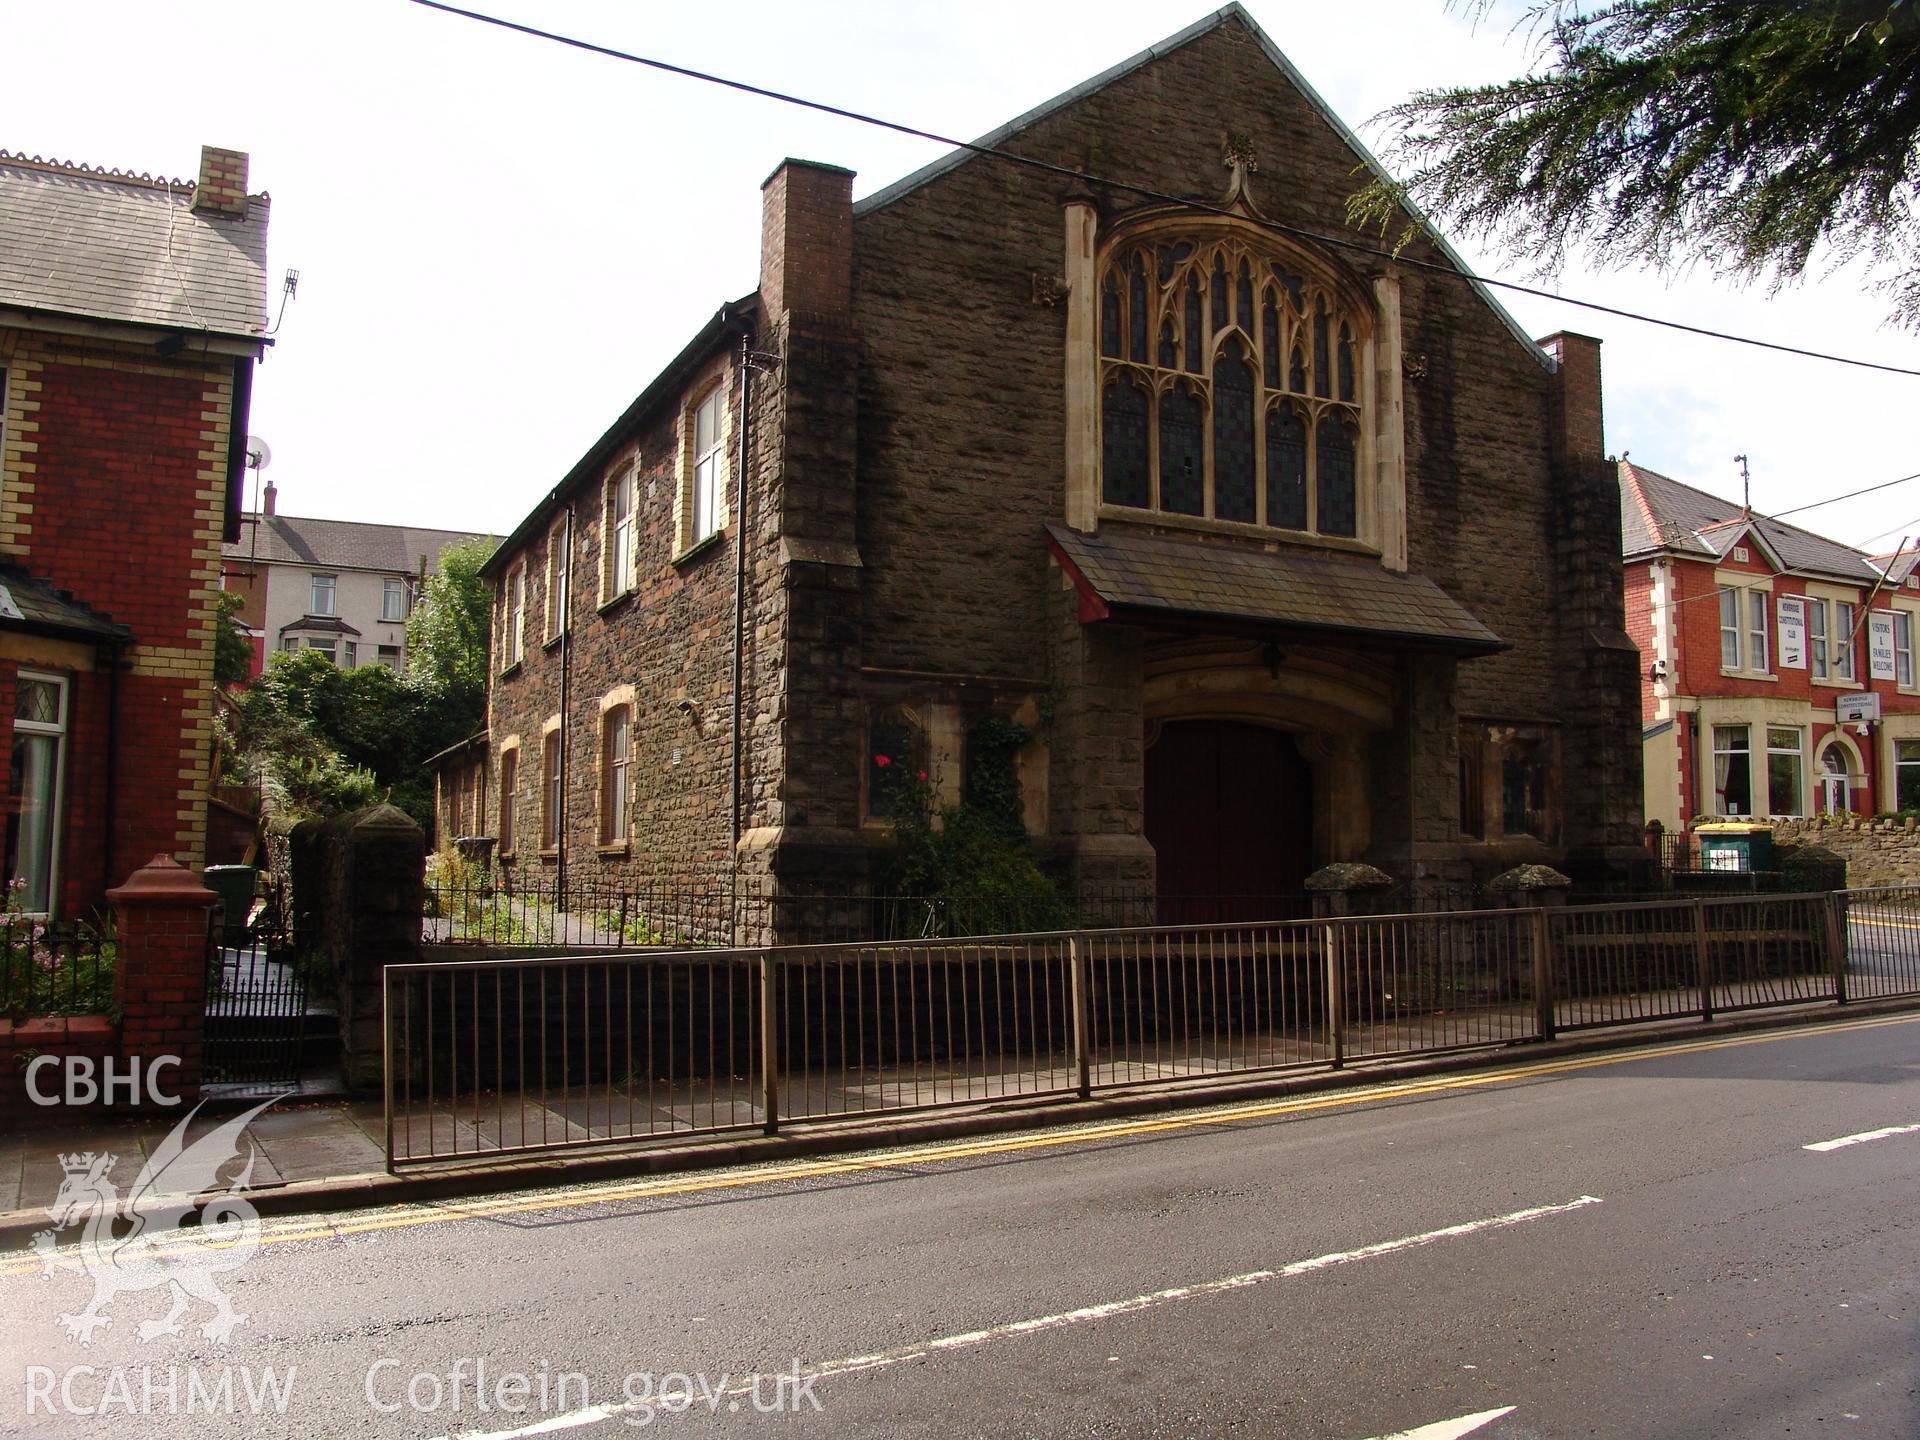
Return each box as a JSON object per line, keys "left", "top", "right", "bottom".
{"left": 438, "top": 1196, "right": 1600, "bottom": 1440}
{"left": 1364, "top": 1408, "right": 1516, "bottom": 1440}
{"left": 1803, "top": 1122, "right": 1920, "bottom": 1152}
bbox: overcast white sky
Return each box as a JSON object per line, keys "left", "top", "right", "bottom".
{"left": 10, "top": 1, "right": 1917, "bottom": 553}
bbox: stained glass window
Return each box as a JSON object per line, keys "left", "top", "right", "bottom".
{"left": 1159, "top": 387, "right": 1205, "bottom": 516}
{"left": 1266, "top": 408, "right": 1307, "bottom": 530}
{"left": 1101, "top": 375, "right": 1150, "bottom": 509}
{"left": 1313, "top": 297, "right": 1331, "bottom": 399}
{"left": 1213, "top": 340, "right": 1256, "bottom": 524}
{"left": 1094, "top": 232, "right": 1366, "bottom": 541}
{"left": 1127, "top": 255, "right": 1149, "bottom": 363}
{"left": 1316, "top": 415, "right": 1357, "bottom": 537}
{"left": 1184, "top": 275, "right": 1205, "bottom": 374}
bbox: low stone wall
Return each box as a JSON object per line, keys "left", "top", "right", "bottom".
{"left": 1770, "top": 817, "right": 1920, "bottom": 890}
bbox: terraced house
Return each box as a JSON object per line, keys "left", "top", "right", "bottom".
{"left": 1622, "top": 460, "right": 1920, "bottom": 830}
{"left": 0, "top": 145, "right": 268, "bottom": 916}
{"left": 476, "top": 6, "right": 1644, "bottom": 934}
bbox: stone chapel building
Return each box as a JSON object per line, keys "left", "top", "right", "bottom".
{"left": 475, "top": 5, "right": 1645, "bottom": 932}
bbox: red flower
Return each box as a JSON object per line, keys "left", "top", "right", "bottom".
{"left": 917, "top": 771, "right": 928, "bottom": 781}
{"left": 873, "top": 754, "right": 891, "bottom": 768}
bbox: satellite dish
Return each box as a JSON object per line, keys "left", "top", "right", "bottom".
{"left": 245, "top": 435, "right": 272, "bottom": 471}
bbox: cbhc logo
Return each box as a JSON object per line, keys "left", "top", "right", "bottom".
{"left": 24, "top": 1055, "right": 182, "bottom": 1107}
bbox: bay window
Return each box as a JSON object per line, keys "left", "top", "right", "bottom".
{"left": 1713, "top": 725, "right": 1751, "bottom": 815}
{"left": 1765, "top": 727, "right": 1803, "bottom": 817}
{"left": 6, "top": 672, "right": 67, "bottom": 915}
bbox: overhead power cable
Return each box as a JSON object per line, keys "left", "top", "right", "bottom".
{"left": 408, "top": 0, "right": 1920, "bottom": 379}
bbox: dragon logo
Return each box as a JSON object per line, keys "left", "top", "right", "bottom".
{"left": 32, "top": 1098, "right": 279, "bottom": 1346}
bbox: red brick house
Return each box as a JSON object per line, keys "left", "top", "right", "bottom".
{"left": 0, "top": 145, "right": 270, "bottom": 916}
{"left": 473, "top": 7, "right": 1645, "bottom": 932}
{"left": 1622, "top": 460, "right": 1920, "bottom": 831}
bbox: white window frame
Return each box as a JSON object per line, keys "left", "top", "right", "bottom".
{"left": 688, "top": 385, "right": 726, "bottom": 549}
{"left": 309, "top": 640, "right": 338, "bottom": 665}
{"left": 1717, "top": 585, "right": 1770, "bottom": 675}
{"left": 1836, "top": 601, "right": 1857, "bottom": 681}
{"left": 310, "top": 573, "right": 337, "bottom": 617}
{"left": 503, "top": 563, "right": 526, "bottom": 669}
{"left": 599, "top": 704, "right": 631, "bottom": 847}
{"left": 1898, "top": 610, "right": 1916, "bottom": 689}
{"left": 540, "top": 725, "right": 562, "bottom": 853}
{"left": 376, "top": 644, "right": 401, "bottom": 670}
{"left": 1712, "top": 724, "right": 1752, "bottom": 816}
{"left": 342, "top": 640, "right": 357, "bottom": 667}
{"left": 8, "top": 670, "right": 69, "bottom": 917}
{"left": 498, "top": 743, "right": 519, "bottom": 854}
{"left": 544, "top": 519, "right": 568, "bottom": 642}
{"left": 1808, "top": 597, "right": 1830, "bottom": 679}
{"left": 1897, "top": 738, "right": 1920, "bottom": 813}
{"left": 381, "top": 577, "right": 409, "bottom": 622}
{"left": 1765, "top": 726, "right": 1803, "bottom": 818}
{"left": 603, "top": 469, "right": 636, "bottom": 602}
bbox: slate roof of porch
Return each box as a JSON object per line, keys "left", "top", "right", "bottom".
{"left": 1044, "top": 523, "right": 1504, "bottom": 654}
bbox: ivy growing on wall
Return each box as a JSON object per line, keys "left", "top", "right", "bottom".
{"left": 884, "top": 716, "right": 1070, "bottom": 935}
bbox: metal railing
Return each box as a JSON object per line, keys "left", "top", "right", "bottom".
{"left": 0, "top": 914, "right": 116, "bottom": 1023}
{"left": 384, "top": 886, "right": 1920, "bottom": 1168}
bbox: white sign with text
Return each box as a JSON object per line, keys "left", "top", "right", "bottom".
{"left": 1869, "top": 609, "right": 1898, "bottom": 681}
{"left": 1777, "top": 595, "right": 1807, "bottom": 670}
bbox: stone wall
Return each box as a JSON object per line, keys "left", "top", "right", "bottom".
{"left": 1771, "top": 816, "right": 1920, "bottom": 890}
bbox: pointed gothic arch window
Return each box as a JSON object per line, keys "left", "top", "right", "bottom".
{"left": 1096, "top": 225, "right": 1371, "bottom": 541}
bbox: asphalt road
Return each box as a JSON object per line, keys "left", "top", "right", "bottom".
{"left": 5, "top": 1013, "right": 1918, "bottom": 1439}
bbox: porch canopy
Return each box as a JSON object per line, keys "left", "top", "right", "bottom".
{"left": 1044, "top": 523, "right": 1505, "bottom": 655}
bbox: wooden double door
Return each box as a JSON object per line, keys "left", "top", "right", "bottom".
{"left": 1144, "top": 719, "right": 1314, "bottom": 924}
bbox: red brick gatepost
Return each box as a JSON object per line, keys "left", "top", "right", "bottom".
{"left": 107, "top": 854, "right": 216, "bottom": 1101}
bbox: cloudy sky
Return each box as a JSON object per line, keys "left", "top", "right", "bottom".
{"left": 10, "top": 1, "right": 1917, "bottom": 552}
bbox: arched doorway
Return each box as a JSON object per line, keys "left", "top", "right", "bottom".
{"left": 1819, "top": 744, "right": 1851, "bottom": 816}
{"left": 1145, "top": 719, "right": 1313, "bottom": 923}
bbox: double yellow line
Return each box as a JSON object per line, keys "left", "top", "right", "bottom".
{"left": 5, "top": 1010, "right": 1912, "bottom": 1277}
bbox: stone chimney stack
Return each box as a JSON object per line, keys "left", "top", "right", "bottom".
{"left": 191, "top": 145, "right": 250, "bottom": 219}
{"left": 1539, "top": 331, "right": 1604, "bottom": 466}
{"left": 759, "top": 159, "right": 854, "bottom": 328}
{"left": 263, "top": 480, "right": 276, "bottom": 517}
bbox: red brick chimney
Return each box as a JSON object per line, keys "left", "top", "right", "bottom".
{"left": 1539, "top": 331, "right": 1605, "bottom": 465}
{"left": 759, "top": 159, "right": 854, "bottom": 327}
{"left": 191, "top": 145, "right": 250, "bottom": 219}
{"left": 263, "top": 480, "right": 277, "bottom": 517}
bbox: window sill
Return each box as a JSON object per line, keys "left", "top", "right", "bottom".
{"left": 1811, "top": 676, "right": 1863, "bottom": 689}
{"left": 671, "top": 531, "right": 725, "bottom": 569}
{"left": 542, "top": 632, "right": 563, "bottom": 651}
{"left": 499, "top": 659, "right": 523, "bottom": 679}
{"left": 1096, "top": 505, "right": 1380, "bottom": 557}
{"left": 595, "top": 842, "right": 631, "bottom": 859}
{"left": 1717, "top": 669, "right": 1776, "bottom": 682}
{"left": 597, "top": 589, "right": 635, "bottom": 618}
{"left": 539, "top": 849, "right": 558, "bottom": 864}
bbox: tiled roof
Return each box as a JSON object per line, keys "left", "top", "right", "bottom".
{"left": 0, "top": 564, "right": 131, "bottom": 644}
{"left": 1044, "top": 522, "right": 1504, "bottom": 653}
{"left": 224, "top": 514, "right": 496, "bottom": 575}
{"left": 278, "top": 614, "right": 361, "bottom": 637}
{"left": 1618, "top": 461, "right": 1880, "bottom": 582}
{"left": 0, "top": 151, "right": 269, "bottom": 339}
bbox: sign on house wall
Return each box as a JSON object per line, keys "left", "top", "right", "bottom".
{"left": 1837, "top": 691, "right": 1881, "bottom": 723}
{"left": 1777, "top": 596, "right": 1806, "bottom": 670}
{"left": 1869, "top": 609, "right": 1898, "bottom": 681}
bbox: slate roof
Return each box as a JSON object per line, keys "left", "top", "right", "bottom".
{"left": 1619, "top": 461, "right": 1881, "bottom": 582}
{"left": 1044, "top": 523, "right": 1504, "bottom": 654}
{"left": 0, "top": 151, "right": 269, "bottom": 340}
{"left": 0, "top": 564, "right": 132, "bottom": 644}
{"left": 224, "top": 514, "right": 496, "bottom": 575}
